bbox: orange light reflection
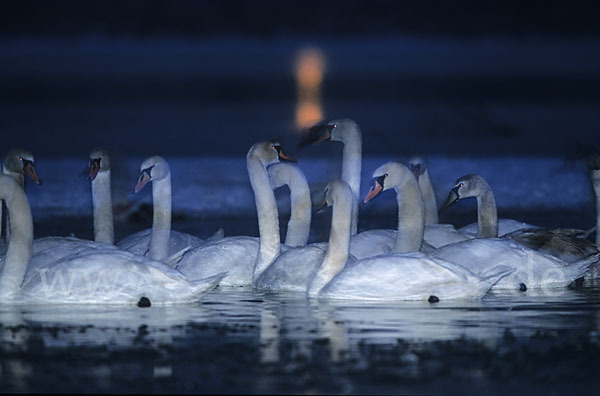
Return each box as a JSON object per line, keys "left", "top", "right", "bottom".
{"left": 294, "top": 48, "right": 325, "bottom": 130}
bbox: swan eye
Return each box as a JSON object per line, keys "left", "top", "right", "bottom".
{"left": 384, "top": 173, "right": 388, "bottom": 177}
{"left": 458, "top": 183, "right": 464, "bottom": 188}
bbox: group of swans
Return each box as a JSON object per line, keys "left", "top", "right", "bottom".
{"left": 297, "top": 118, "right": 598, "bottom": 292}
{"left": 0, "top": 173, "right": 224, "bottom": 305}
{"left": 2, "top": 114, "right": 599, "bottom": 304}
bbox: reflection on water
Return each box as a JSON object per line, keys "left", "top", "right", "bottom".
{"left": 295, "top": 47, "right": 325, "bottom": 129}
{"left": 1, "top": 285, "right": 599, "bottom": 393}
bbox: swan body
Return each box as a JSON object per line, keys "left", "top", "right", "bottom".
{"left": 176, "top": 142, "right": 296, "bottom": 286}
{"left": 432, "top": 238, "right": 596, "bottom": 290}
{"left": 458, "top": 219, "right": 537, "bottom": 238}
{"left": 114, "top": 155, "right": 217, "bottom": 262}
{"left": 435, "top": 173, "right": 599, "bottom": 287}
{"left": 305, "top": 178, "right": 511, "bottom": 300}
{"left": 318, "top": 252, "right": 510, "bottom": 301}
{"left": 442, "top": 173, "right": 598, "bottom": 266}
{"left": 0, "top": 174, "right": 223, "bottom": 305}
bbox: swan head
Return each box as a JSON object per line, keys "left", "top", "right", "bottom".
{"left": 440, "top": 174, "right": 486, "bottom": 210}
{"left": 299, "top": 118, "right": 360, "bottom": 147}
{"left": 247, "top": 141, "right": 296, "bottom": 168}
{"left": 88, "top": 147, "right": 111, "bottom": 181}
{"left": 408, "top": 155, "right": 427, "bottom": 181}
{"left": 363, "top": 162, "right": 412, "bottom": 204}
{"left": 315, "top": 180, "right": 352, "bottom": 213}
{"left": 133, "top": 156, "right": 170, "bottom": 194}
{"left": 3, "top": 148, "right": 42, "bottom": 185}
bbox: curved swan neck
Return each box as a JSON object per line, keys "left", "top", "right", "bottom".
{"left": 92, "top": 170, "right": 114, "bottom": 244}
{"left": 2, "top": 165, "right": 25, "bottom": 190}
{"left": 338, "top": 131, "right": 361, "bottom": 236}
{"left": 248, "top": 155, "right": 281, "bottom": 282}
{"left": 0, "top": 177, "right": 33, "bottom": 298}
{"left": 591, "top": 169, "right": 600, "bottom": 245}
{"left": 149, "top": 174, "right": 171, "bottom": 260}
{"left": 419, "top": 170, "right": 439, "bottom": 226}
{"left": 308, "top": 183, "right": 352, "bottom": 296}
{"left": 393, "top": 177, "right": 425, "bottom": 252}
{"left": 476, "top": 183, "right": 498, "bottom": 238}
{"left": 269, "top": 163, "right": 311, "bottom": 247}
{"left": 1, "top": 168, "right": 24, "bottom": 243}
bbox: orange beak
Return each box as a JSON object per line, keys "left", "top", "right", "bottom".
{"left": 134, "top": 171, "right": 151, "bottom": 194}
{"left": 363, "top": 180, "right": 383, "bottom": 204}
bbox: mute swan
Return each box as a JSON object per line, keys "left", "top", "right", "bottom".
{"left": 116, "top": 155, "right": 221, "bottom": 262}
{"left": 1, "top": 148, "right": 43, "bottom": 248}
{"left": 87, "top": 148, "right": 115, "bottom": 244}
{"left": 440, "top": 174, "right": 535, "bottom": 238}
{"left": 432, "top": 173, "right": 598, "bottom": 289}
{"left": 300, "top": 118, "right": 395, "bottom": 258}
{"left": 254, "top": 160, "right": 429, "bottom": 292}
{"left": 304, "top": 179, "right": 511, "bottom": 301}
{"left": 497, "top": 156, "right": 600, "bottom": 274}
{"left": 0, "top": 174, "right": 224, "bottom": 305}
{"left": 406, "top": 156, "right": 470, "bottom": 248}
{"left": 408, "top": 156, "right": 438, "bottom": 226}
{"left": 175, "top": 142, "right": 297, "bottom": 286}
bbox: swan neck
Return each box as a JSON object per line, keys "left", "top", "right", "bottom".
{"left": 393, "top": 178, "right": 425, "bottom": 252}
{"left": 2, "top": 166, "right": 25, "bottom": 190}
{"left": 285, "top": 169, "right": 311, "bottom": 247}
{"left": 308, "top": 190, "right": 351, "bottom": 296}
{"left": 340, "top": 133, "right": 361, "bottom": 235}
{"left": 591, "top": 169, "right": 600, "bottom": 245}
{"left": 92, "top": 170, "right": 114, "bottom": 244}
{"left": 149, "top": 174, "right": 171, "bottom": 260}
{"left": 476, "top": 186, "right": 498, "bottom": 238}
{"left": 248, "top": 156, "right": 280, "bottom": 282}
{"left": 419, "top": 170, "right": 439, "bottom": 225}
{"left": 0, "top": 182, "right": 33, "bottom": 298}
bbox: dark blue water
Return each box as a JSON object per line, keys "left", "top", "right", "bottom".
{"left": 1, "top": 284, "right": 599, "bottom": 394}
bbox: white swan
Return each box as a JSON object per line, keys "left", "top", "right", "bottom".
{"left": 408, "top": 156, "right": 438, "bottom": 226}
{"left": 175, "top": 142, "right": 298, "bottom": 286}
{"left": 304, "top": 179, "right": 511, "bottom": 301}
{"left": 87, "top": 148, "right": 115, "bottom": 244}
{"left": 407, "top": 156, "right": 471, "bottom": 248}
{"left": 254, "top": 160, "right": 428, "bottom": 293}
{"left": 431, "top": 173, "right": 598, "bottom": 289}
{"left": 115, "top": 155, "right": 219, "bottom": 262}
{"left": 1, "top": 148, "right": 43, "bottom": 249}
{"left": 0, "top": 174, "right": 223, "bottom": 305}
{"left": 300, "top": 118, "right": 395, "bottom": 258}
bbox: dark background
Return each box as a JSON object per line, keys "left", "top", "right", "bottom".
{"left": 1, "top": 0, "right": 599, "bottom": 158}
